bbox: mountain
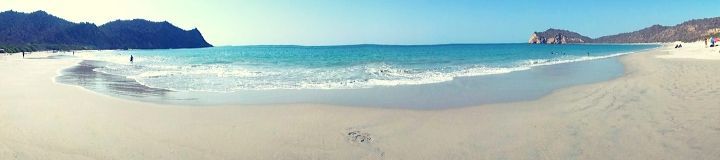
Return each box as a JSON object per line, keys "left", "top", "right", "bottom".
{"left": 529, "top": 17, "right": 720, "bottom": 44}
{"left": 595, "top": 17, "right": 720, "bottom": 43}
{"left": 529, "top": 29, "right": 592, "bottom": 44}
{"left": 592, "top": 25, "right": 671, "bottom": 43}
{"left": 99, "top": 19, "right": 212, "bottom": 49}
{"left": 0, "top": 10, "right": 212, "bottom": 53}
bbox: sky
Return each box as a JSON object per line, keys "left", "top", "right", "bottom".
{"left": 2, "top": 0, "right": 718, "bottom": 46}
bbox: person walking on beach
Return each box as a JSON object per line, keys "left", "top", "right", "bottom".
{"left": 130, "top": 55, "right": 134, "bottom": 63}
{"left": 22, "top": 52, "right": 25, "bottom": 59}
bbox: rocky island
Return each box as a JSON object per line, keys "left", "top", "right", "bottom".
{"left": 528, "top": 29, "right": 592, "bottom": 44}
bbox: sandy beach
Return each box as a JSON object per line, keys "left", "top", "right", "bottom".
{"left": 1, "top": 44, "right": 719, "bottom": 159}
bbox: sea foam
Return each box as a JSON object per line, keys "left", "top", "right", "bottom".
{"left": 75, "top": 44, "right": 657, "bottom": 92}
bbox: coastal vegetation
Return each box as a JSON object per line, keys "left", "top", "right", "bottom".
{"left": 0, "top": 10, "right": 212, "bottom": 53}
{"left": 531, "top": 17, "right": 720, "bottom": 44}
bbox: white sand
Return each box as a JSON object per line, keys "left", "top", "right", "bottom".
{"left": 657, "top": 41, "right": 720, "bottom": 60}
{"left": 1, "top": 47, "right": 719, "bottom": 159}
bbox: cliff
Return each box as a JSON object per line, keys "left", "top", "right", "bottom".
{"left": 0, "top": 10, "right": 212, "bottom": 53}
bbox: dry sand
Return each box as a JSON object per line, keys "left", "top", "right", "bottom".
{"left": 657, "top": 41, "right": 720, "bottom": 60}
{"left": 0, "top": 45, "right": 719, "bottom": 159}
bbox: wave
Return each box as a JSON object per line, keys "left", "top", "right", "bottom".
{"left": 77, "top": 49, "right": 640, "bottom": 92}
{"left": 518, "top": 51, "right": 637, "bottom": 68}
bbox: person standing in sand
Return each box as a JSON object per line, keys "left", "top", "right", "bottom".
{"left": 130, "top": 55, "right": 134, "bottom": 63}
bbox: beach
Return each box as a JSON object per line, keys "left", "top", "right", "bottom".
{"left": 1, "top": 44, "right": 719, "bottom": 160}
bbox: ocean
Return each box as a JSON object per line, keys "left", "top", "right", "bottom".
{"left": 58, "top": 44, "right": 658, "bottom": 108}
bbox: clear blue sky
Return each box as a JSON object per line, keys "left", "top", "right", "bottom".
{"left": 2, "top": 0, "right": 718, "bottom": 45}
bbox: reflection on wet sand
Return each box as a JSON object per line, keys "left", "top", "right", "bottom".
{"left": 56, "top": 60, "right": 173, "bottom": 99}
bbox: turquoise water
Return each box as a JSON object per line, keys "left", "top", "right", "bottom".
{"left": 78, "top": 44, "right": 657, "bottom": 92}
{"left": 57, "top": 43, "right": 659, "bottom": 108}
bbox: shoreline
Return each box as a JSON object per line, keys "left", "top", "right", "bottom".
{"left": 63, "top": 43, "right": 658, "bottom": 91}
{"left": 6, "top": 44, "right": 671, "bottom": 109}
{"left": 55, "top": 56, "right": 627, "bottom": 109}
{"left": 52, "top": 45, "right": 656, "bottom": 108}
{"left": 1, "top": 45, "right": 719, "bottom": 159}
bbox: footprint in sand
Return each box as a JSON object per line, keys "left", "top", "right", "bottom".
{"left": 346, "top": 129, "right": 373, "bottom": 144}
{"left": 345, "top": 128, "right": 385, "bottom": 159}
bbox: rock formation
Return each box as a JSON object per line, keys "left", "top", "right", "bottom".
{"left": 528, "top": 29, "right": 591, "bottom": 44}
